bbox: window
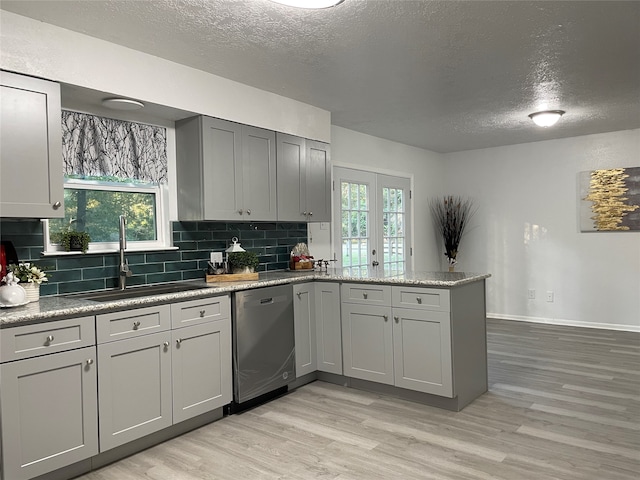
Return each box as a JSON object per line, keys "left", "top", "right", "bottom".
{"left": 44, "top": 177, "right": 170, "bottom": 254}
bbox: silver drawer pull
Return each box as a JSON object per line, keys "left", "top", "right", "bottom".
{"left": 297, "top": 292, "right": 302, "bottom": 299}
{"left": 133, "top": 321, "right": 141, "bottom": 329}
{"left": 176, "top": 338, "right": 183, "bottom": 345}
{"left": 53, "top": 201, "right": 62, "bottom": 209}
{"left": 363, "top": 292, "right": 368, "bottom": 299}
{"left": 383, "top": 314, "right": 388, "bottom": 322}
{"left": 86, "top": 358, "right": 94, "bottom": 365}
{"left": 247, "top": 209, "right": 251, "bottom": 215}
{"left": 416, "top": 297, "right": 422, "bottom": 304}
{"left": 45, "top": 335, "right": 54, "bottom": 344}
{"left": 199, "top": 310, "right": 206, "bottom": 317}
{"left": 394, "top": 316, "right": 399, "bottom": 323}
{"left": 163, "top": 341, "right": 169, "bottom": 347}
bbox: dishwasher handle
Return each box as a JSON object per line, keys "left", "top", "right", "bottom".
{"left": 260, "top": 297, "right": 274, "bottom": 305}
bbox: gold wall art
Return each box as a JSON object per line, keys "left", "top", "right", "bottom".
{"left": 579, "top": 166, "right": 640, "bottom": 232}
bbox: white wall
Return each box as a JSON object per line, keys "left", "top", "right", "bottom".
{"left": 0, "top": 11, "right": 330, "bottom": 142}
{"left": 444, "top": 129, "right": 640, "bottom": 331}
{"left": 329, "top": 126, "right": 446, "bottom": 271}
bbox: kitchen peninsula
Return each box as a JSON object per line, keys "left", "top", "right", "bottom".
{"left": 0, "top": 269, "right": 489, "bottom": 480}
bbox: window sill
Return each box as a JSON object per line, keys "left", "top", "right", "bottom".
{"left": 41, "top": 246, "right": 179, "bottom": 257}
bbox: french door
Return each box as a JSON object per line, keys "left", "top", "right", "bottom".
{"left": 333, "top": 167, "right": 411, "bottom": 273}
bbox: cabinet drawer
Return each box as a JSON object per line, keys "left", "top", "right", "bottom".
{"left": 96, "top": 305, "right": 171, "bottom": 344}
{"left": 341, "top": 283, "right": 391, "bottom": 305}
{"left": 392, "top": 286, "right": 450, "bottom": 312}
{"left": 0, "top": 316, "right": 95, "bottom": 362}
{"left": 171, "top": 295, "right": 230, "bottom": 329}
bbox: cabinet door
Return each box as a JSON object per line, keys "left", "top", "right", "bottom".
{"left": 0, "top": 71, "right": 64, "bottom": 218}
{"left": 341, "top": 303, "right": 394, "bottom": 385}
{"left": 293, "top": 282, "right": 317, "bottom": 377}
{"left": 315, "top": 282, "right": 342, "bottom": 375}
{"left": 98, "top": 331, "right": 172, "bottom": 451}
{"left": 305, "top": 140, "right": 331, "bottom": 223}
{"left": 276, "top": 133, "right": 306, "bottom": 221}
{"left": 392, "top": 308, "right": 453, "bottom": 397}
{"left": 0, "top": 347, "right": 98, "bottom": 480}
{"left": 201, "top": 117, "right": 243, "bottom": 220}
{"left": 172, "top": 319, "right": 232, "bottom": 423}
{"left": 241, "top": 125, "right": 277, "bottom": 220}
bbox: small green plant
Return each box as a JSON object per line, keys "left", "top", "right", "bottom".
{"left": 227, "top": 251, "right": 259, "bottom": 272}
{"left": 59, "top": 231, "right": 92, "bottom": 253}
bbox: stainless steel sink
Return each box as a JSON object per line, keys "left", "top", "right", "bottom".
{"left": 66, "top": 282, "right": 208, "bottom": 302}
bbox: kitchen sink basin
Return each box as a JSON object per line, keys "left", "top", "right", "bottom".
{"left": 67, "top": 282, "right": 208, "bottom": 302}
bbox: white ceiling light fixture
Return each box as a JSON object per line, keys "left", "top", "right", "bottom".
{"left": 269, "top": 0, "right": 344, "bottom": 9}
{"left": 101, "top": 97, "right": 145, "bottom": 111}
{"left": 528, "top": 110, "right": 566, "bottom": 127}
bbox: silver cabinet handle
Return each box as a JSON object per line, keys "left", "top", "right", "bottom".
{"left": 394, "top": 316, "right": 399, "bottom": 323}
{"left": 133, "top": 321, "right": 141, "bottom": 329}
{"left": 247, "top": 209, "right": 251, "bottom": 215}
{"left": 53, "top": 201, "right": 62, "bottom": 209}
{"left": 46, "top": 335, "right": 54, "bottom": 343}
{"left": 416, "top": 297, "right": 422, "bottom": 304}
{"left": 297, "top": 292, "right": 302, "bottom": 299}
{"left": 238, "top": 209, "right": 243, "bottom": 215}
{"left": 86, "top": 358, "right": 94, "bottom": 365}
{"left": 363, "top": 292, "right": 368, "bottom": 299}
{"left": 163, "top": 341, "right": 169, "bottom": 347}
{"left": 199, "top": 310, "right": 206, "bottom": 317}
{"left": 309, "top": 212, "right": 313, "bottom": 216}
{"left": 176, "top": 338, "right": 183, "bottom": 345}
{"left": 383, "top": 314, "right": 388, "bottom": 322}
{"left": 302, "top": 211, "right": 308, "bottom": 216}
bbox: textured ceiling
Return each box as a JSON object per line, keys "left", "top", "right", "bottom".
{"left": 2, "top": 0, "right": 639, "bottom": 153}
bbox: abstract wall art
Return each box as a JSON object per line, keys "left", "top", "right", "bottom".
{"left": 579, "top": 166, "right": 640, "bottom": 232}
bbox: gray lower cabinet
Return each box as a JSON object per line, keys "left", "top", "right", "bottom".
{"left": 276, "top": 134, "right": 331, "bottom": 222}
{"left": 341, "top": 302, "right": 394, "bottom": 385}
{"left": 176, "top": 116, "right": 276, "bottom": 221}
{"left": 172, "top": 318, "right": 232, "bottom": 423}
{"left": 315, "top": 282, "right": 342, "bottom": 374}
{"left": 293, "top": 282, "right": 317, "bottom": 377}
{"left": 0, "top": 318, "right": 98, "bottom": 480}
{"left": 0, "top": 70, "right": 64, "bottom": 218}
{"left": 340, "top": 283, "right": 455, "bottom": 397}
{"left": 97, "top": 330, "right": 173, "bottom": 451}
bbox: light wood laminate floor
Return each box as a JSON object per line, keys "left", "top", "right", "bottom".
{"left": 78, "top": 319, "right": 640, "bottom": 480}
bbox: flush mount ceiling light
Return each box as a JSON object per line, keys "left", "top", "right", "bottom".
{"left": 101, "top": 97, "right": 145, "bottom": 111}
{"left": 528, "top": 110, "right": 565, "bottom": 127}
{"left": 269, "top": 0, "right": 344, "bottom": 8}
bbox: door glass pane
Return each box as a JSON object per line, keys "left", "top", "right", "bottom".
{"left": 382, "top": 186, "right": 405, "bottom": 274}
{"left": 340, "top": 180, "right": 370, "bottom": 270}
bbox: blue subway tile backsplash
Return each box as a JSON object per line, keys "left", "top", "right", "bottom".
{"left": 0, "top": 220, "right": 307, "bottom": 296}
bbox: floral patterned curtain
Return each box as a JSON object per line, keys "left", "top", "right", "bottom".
{"left": 61, "top": 110, "right": 168, "bottom": 184}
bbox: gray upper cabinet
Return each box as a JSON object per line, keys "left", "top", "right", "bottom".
{"left": 277, "top": 133, "right": 331, "bottom": 222}
{"left": 0, "top": 71, "right": 64, "bottom": 218}
{"left": 176, "top": 116, "right": 276, "bottom": 221}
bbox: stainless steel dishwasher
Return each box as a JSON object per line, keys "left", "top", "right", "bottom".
{"left": 232, "top": 285, "right": 295, "bottom": 407}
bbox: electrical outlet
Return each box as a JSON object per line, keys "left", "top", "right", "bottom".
{"left": 210, "top": 252, "right": 223, "bottom": 263}
{"left": 527, "top": 289, "right": 536, "bottom": 299}
{"left": 546, "top": 291, "right": 554, "bottom": 302}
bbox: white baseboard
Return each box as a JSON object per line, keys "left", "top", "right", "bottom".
{"left": 487, "top": 313, "right": 640, "bottom": 333}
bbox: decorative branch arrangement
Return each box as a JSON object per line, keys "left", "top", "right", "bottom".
{"left": 429, "top": 195, "right": 475, "bottom": 270}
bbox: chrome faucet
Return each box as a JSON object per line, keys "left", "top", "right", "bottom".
{"left": 118, "top": 215, "right": 132, "bottom": 290}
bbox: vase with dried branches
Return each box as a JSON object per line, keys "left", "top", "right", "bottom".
{"left": 429, "top": 195, "right": 475, "bottom": 271}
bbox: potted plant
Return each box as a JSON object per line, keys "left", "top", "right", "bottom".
{"left": 429, "top": 195, "right": 475, "bottom": 271}
{"left": 5, "top": 262, "right": 49, "bottom": 302}
{"left": 227, "top": 251, "right": 259, "bottom": 274}
{"left": 59, "top": 231, "right": 91, "bottom": 253}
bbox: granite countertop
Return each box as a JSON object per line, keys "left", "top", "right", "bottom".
{"left": 0, "top": 269, "right": 490, "bottom": 327}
